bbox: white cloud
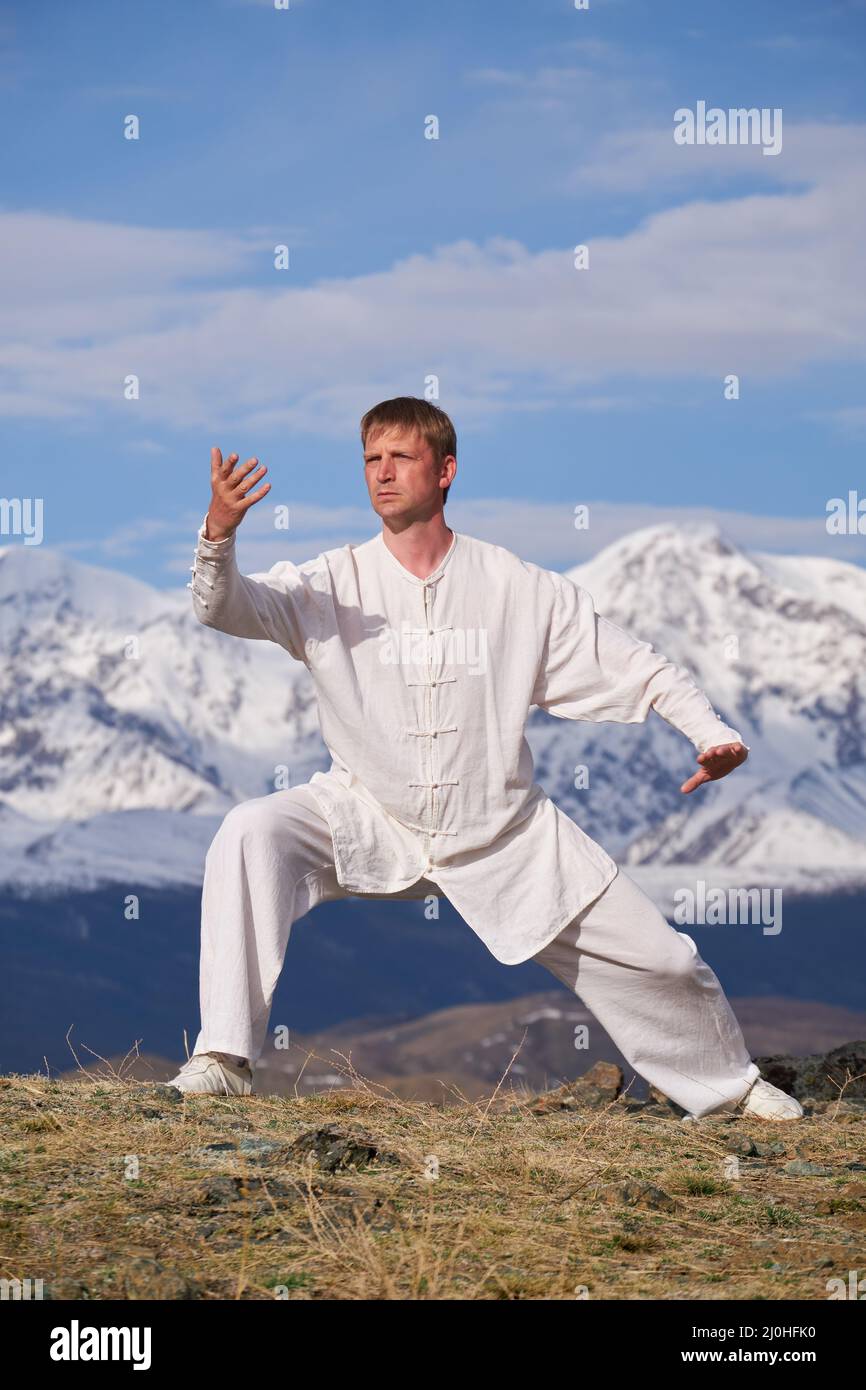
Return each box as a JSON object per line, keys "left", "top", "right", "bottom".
{"left": 1, "top": 121, "right": 864, "bottom": 433}
{"left": 567, "top": 119, "right": 866, "bottom": 193}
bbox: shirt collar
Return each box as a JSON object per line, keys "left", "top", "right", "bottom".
{"left": 377, "top": 528, "right": 459, "bottom": 585}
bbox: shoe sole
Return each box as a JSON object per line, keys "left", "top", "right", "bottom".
{"left": 169, "top": 1083, "right": 253, "bottom": 1097}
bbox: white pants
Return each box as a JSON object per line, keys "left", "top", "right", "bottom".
{"left": 192, "top": 786, "right": 760, "bottom": 1117}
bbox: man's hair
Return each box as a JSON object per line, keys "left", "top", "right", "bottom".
{"left": 360, "top": 396, "right": 456, "bottom": 505}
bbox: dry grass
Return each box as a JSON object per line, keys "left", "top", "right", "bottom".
{"left": 1, "top": 1061, "right": 864, "bottom": 1301}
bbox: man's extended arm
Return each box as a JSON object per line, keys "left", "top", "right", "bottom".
{"left": 532, "top": 574, "right": 749, "bottom": 788}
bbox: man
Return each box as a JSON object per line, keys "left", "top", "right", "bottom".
{"left": 171, "top": 397, "right": 801, "bottom": 1122}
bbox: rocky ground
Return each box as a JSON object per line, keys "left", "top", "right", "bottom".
{"left": 1, "top": 1044, "right": 864, "bottom": 1300}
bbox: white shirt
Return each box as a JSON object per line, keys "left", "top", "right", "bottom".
{"left": 188, "top": 518, "right": 745, "bottom": 964}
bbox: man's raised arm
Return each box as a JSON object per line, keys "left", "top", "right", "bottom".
{"left": 187, "top": 447, "right": 326, "bottom": 662}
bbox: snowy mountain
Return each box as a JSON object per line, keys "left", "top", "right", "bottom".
{"left": 1, "top": 522, "right": 864, "bottom": 902}
{"left": 0, "top": 540, "right": 325, "bottom": 891}
{"left": 553, "top": 524, "right": 866, "bottom": 900}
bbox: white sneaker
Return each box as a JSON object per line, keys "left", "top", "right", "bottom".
{"left": 167, "top": 1052, "right": 253, "bottom": 1096}
{"left": 683, "top": 1075, "right": 803, "bottom": 1124}
{"left": 740, "top": 1076, "right": 803, "bottom": 1121}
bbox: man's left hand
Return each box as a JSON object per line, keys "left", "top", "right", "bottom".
{"left": 680, "top": 742, "right": 749, "bottom": 794}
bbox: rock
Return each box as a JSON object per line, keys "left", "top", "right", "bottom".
{"left": 826, "top": 1099, "right": 866, "bottom": 1116}
{"left": 647, "top": 1086, "right": 687, "bottom": 1116}
{"left": 529, "top": 1062, "right": 624, "bottom": 1114}
{"left": 752, "top": 1041, "right": 866, "bottom": 1102}
{"left": 238, "top": 1137, "right": 285, "bottom": 1160}
{"left": 191, "top": 1141, "right": 239, "bottom": 1163}
{"left": 127, "top": 1082, "right": 185, "bottom": 1118}
{"left": 288, "top": 1124, "right": 400, "bottom": 1173}
{"left": 600, "top": 1179, "right": 677, "bottom": 1212}
{"left": 622, "top": 1099, "right": 673, "bottom": 1120}
{"left": 191, "top": 1137, "right": 285, "bottom": 1163}
{"left": 801, "top": 1098, "right": 826, "bottom": 1116}
{"left": 191, "top": 1173, "right": 297, "bottom": 1208}
{"left": 783, "top": 1159, "right": 833, "bottom": 1177}
{"left": 195, "top": 1175, "right": 246, "bottom": 1205}
{"left": 726, "top": 1130, "right": 758, "bottom": 1156}
{"left": 133, "top": 1084, "right": 183, "bottom": 1106}
{"left": 805, "top": 1098, "right": 865, "bottom": 1123}
{"left": 754, "top": 1140, "right": 788, "bottom": 1156}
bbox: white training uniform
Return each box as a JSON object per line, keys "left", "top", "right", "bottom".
{"left": 185, "top": 519, "right": 759, "bottom": 1116}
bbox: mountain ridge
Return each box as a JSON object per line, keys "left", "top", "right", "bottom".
{"left": 2, "top": 521, "right": 864, "bottom": 900}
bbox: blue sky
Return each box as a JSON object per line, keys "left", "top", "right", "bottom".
{"left": 1, "top": 0, "right": 865, "bottom": 580}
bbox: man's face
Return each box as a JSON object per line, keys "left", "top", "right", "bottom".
{"left": 363, "top": 426, "right": 456, "bottom": 524}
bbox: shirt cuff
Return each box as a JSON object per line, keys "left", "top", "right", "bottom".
{"left": 196, "top": 514, "right": 236, "bottom": 553}
{"left": 693, "top": 727, "right": 749, "bottom": 754}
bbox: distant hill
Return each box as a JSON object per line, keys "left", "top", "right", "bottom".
{"left": 55, "top": 990, "right": 866, "bottom": 1104}
{"left": 4, "top": 884, "right": 866, "bottom": 1079}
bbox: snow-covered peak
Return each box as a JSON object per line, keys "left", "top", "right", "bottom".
{"left": 0, "top": 542, "right": 176, "bottom": 633}
{"left": 1, "top": 522, "right": 864, "bottom": 896}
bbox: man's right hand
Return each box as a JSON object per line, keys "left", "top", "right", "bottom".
{"left": 204, "top": 446, "right": 271, "bottom": 541}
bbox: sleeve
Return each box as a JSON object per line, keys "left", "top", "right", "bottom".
{"left": 187, "top": 515, "right": 328, "bottom": 664}
{"left": 531, "top": 575, "right": 748, "bottom": 755}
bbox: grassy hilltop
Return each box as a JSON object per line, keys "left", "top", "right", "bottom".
{"left": 1, "top": 1060, "right": 865, "bottom": 1301}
